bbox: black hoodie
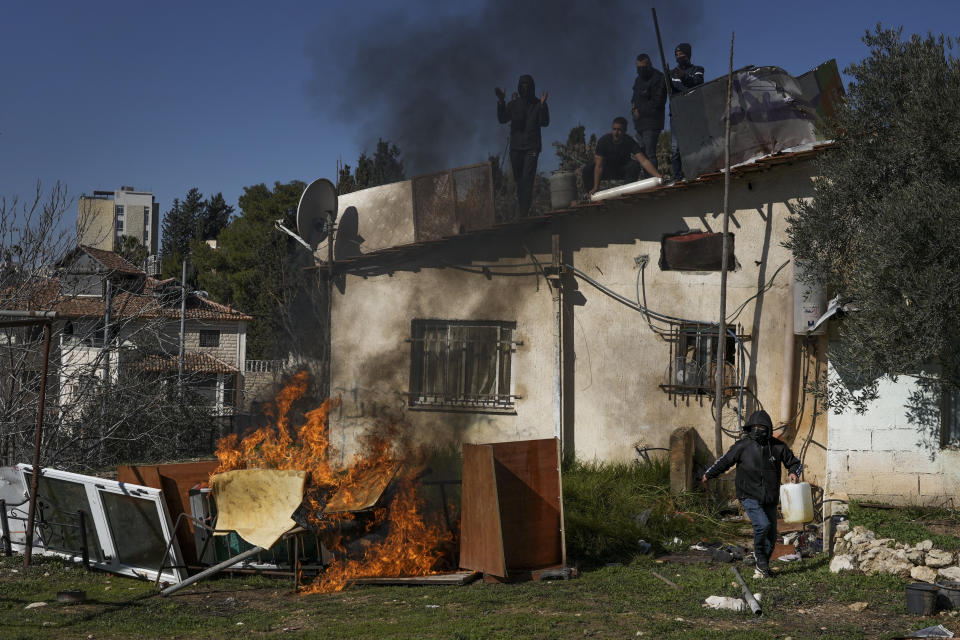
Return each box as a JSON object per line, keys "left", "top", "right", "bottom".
{"left": 703, "top": 434, "right": 803, "bottom": 504}
{"left": 631, "top": 67, "right": 667, "bottom": 130}
{"left": 497, "top": 74, "right": 550, "bottom": 152}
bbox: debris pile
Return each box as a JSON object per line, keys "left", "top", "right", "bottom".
{"left": 831, "top": 523, "right": 960, "bottom": 582}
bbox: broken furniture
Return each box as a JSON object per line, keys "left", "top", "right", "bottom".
{"left": 460, "top": 438, "right": 566, "bottom": 580}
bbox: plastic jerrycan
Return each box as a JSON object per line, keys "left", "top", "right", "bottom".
{"left": 779, "top": 481, "right": 814, "bottom": 523}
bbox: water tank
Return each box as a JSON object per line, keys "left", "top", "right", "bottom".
{"left": 550, "top": 171, "right": 578, "bottom": 210}
{"left": 793, "top": 260, "right": 827, "bottom": 335}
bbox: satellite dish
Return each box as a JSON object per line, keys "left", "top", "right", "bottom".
{"left": 0, "top": 466, "right": 26, "bottom": 505}
{"left": 297, "top": 178, "right": 338, "bottom": 251}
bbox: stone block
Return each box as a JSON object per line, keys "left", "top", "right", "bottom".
{"left": 830, "top": 554, "right": 855, "bottom": 573}
{"left": 669, "top": 427, "right": 695, "bottom": 495}
{"left": 827, "top": 425, "right": 872, "bottom": 452}
{"left": 871, "top": 429, "right": 923, "bottom": 452}
{"left": 911, "top": 565, "right": 938, "bottom": 583}
{"left": 925, "top": 549, "right": 953, "bottom": 568}
{"left": 939, "top": 566, "right": 960, "bottom": 582}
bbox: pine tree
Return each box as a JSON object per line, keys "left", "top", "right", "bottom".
{"left": 198, "top": 192, "right": 234, "bottom": 240}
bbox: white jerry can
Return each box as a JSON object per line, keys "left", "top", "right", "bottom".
{"left": 779, "top": 481, "right": 814, "bottom": 523}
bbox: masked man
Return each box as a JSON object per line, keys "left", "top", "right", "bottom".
{"left": 701, "top": 409, "right": 802, "bottom": 578}
{"left": 496, "top": 74, "right": 549, "bottom": 217}
{"left": 631, "top": 54, "right": 666, "bottom": 178}
{"left": 669, "top": 43, "right": 704, "bottom": 181}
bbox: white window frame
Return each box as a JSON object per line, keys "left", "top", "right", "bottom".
{"left": 11, "top": 464, "right": 186, "bottom": 583}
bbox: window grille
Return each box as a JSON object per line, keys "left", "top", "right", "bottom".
{"left": 199, "top": 330, "right": 220, "bottom": 347}
{"left": 408, "top": 320, "right": 518, "bottom": 410}
{"left": 660, "top": 323, "right": 743, "bottom": 396}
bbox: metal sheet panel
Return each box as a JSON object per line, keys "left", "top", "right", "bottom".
{"left": 672, "top": 65, "right": 821, "bottom": 179}
{"left": 412, "top": 163, "right": 496, "bottom": 242}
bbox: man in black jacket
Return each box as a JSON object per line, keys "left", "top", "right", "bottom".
{"left": 496, "top": 74, "right": 549, "bottom": 217}
{"left": 701, "top": 409, "right": 802, "bottom": 578}
{"left": 669, "top": 43, "right": 704, "bottom": 181}
{"left": 631, "top": 54, "right": 666, "bottom": 178}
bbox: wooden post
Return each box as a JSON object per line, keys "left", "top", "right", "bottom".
{"left": 713, "top": 32, "right": 735, "bottom": 458}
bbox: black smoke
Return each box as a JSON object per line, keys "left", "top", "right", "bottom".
{"left": 307, "top": 1, "right": 704, "bottom": 176}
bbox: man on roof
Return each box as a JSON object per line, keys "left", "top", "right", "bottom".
{"left": 669, "top": 42, "right": 705, "bottom": 181}
{"left": 631, "top": 53, "right": 667, "bottom": 178}
{"left": 582, "top": 117, "right": 661, "bottom": 197}
{"left": 496, "top": 74, "right": 549, "bottom": 217}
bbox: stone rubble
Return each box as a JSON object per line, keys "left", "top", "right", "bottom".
{"left": 831, "top": 522, "right": 960, "bottom": 581}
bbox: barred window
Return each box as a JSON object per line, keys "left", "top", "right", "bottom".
{"left": 409, "top": 320, "right": 517, "bottom": 410}
{"left": 199, "top": 330, "right": 220, "bottom": 347}
{"left": 661, "top": 323, "right": 739, "bottom": 396}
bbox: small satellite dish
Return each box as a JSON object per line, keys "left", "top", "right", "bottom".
{"left": 297, "top": 178, "right": 338, "bottom": 251}
{"left": 0, "top": 466, "right": 26, "bottom": 505}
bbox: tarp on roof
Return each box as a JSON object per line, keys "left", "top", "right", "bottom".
{"left": 671, "top": 60, "right": 843, "bottom": 179}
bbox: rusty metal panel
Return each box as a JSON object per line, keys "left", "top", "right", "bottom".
{"left": 490, "top": 438, "right": 563, "bottom": 571}
{"left": 412, "top": 162, "right": 496, "bottom": 242}
{"left": 459, "top": 438, "right": 564, "bottom": 577}
{"left": 324, "top": 463, "right": 399, "bottom": 513}
{"left": 459, "top": 443, "right": 506, "bottom": 577}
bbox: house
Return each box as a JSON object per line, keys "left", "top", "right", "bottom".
{"left": 35, "top": 246, "right": 251, "bottom": 422}
{"left": 322, "top": 150, "right": 831, "bottom": 487}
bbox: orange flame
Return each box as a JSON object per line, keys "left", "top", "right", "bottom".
{"left": 214, "top": 371, "right": 454, "bottom": 593}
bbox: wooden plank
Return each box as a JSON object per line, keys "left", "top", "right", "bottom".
{"left": 459, "top": 444, "right": 506, "bottom": 577}
{"left": 352, "top": 571, "right": 479, "bottom": 586}
{"left": 490, "top": 438, "right": 563, "bottom": 571}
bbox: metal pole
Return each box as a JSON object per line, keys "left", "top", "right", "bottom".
{"left": 731, "top": 566, "right": 762, "bottom": 616}
{"left": 0, "top": 499, "right": 11, "bottom": 556}
{"left": 24, "top": 321, "right": 52, "bottom": 567}
{"left": 78, "top": 510, "right": 90, "bottom": 569}
{"left": 178, "top": 256, "right": 187, "bottom": 386}
{"left": 713, "top": 33, "right": 735, "bottom": 458}
{"left": 651, "top": 8, "right": 674, "bottom": 100}
{"left": 160, "top": 545, "right": 264, "bottom": 596}
{"left": 551, "top": 235, "right": 562, "bottom": 448}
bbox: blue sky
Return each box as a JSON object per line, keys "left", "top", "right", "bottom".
{"left": 1, "top": 0, "right": 957, "bottom": 231}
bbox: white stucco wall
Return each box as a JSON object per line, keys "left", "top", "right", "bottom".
{"left": 329, "top": 159, "right": 828, "bottom": 474}
{"left": 826, "top": 365, "right": 960, "bottom": 505}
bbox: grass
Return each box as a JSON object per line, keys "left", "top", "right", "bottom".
{"left": 562, "top": 457, "right": 740, "bottom": 565}
{"left": 0, "top": 552, "right": 939, "bottom": 639}
{"left": 847, "top": 501, "right": 960, "bottom": 550}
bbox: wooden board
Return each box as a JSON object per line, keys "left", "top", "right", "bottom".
{"left": 459, "top": 444, "right": 506, "bottom": 577}
{"left": 352, "top": 571, "right": 480, "bottom": 586}
{"left": 490, "top": 439, "right": 563, "bottom": 571}
{"left": 117, "top": 460, "right": 219, "bottom": 565}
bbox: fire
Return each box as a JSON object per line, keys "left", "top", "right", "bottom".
{"left": 214, "top": 371, "right": 454, "bottom": 593}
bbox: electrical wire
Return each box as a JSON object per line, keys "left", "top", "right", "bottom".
{"left": 726, "top": 260, "right": 790, "bottom": 324}
{"left": 566, "top": 262, "right": 746, "bottom": 435}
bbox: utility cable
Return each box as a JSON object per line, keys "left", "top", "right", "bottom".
{"left": 727, "top": 260, "right": 790, "bottom": 324}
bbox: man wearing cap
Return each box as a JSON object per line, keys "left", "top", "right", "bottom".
{"left": 669, "top": 43, "right": 704, "bottom": 181}
{"left": 631, "top": 53, "right": 666, "bottom": 178}
{"left": 701, "top": 409, "right": 802, "bottom": 579}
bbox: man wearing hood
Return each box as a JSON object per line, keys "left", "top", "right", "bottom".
{"left": 701, "top": 409, "right": 802, "bottom": 578}
{"left": 668, "top": 43, "right": 704, "bottom": 181}
{"left": 631, "top": 54, "right": 666, "bottom": 178}
{"left": 496, "top": 74, "right": 549, "bottom": 217}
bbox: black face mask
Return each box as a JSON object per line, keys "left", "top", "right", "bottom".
{"left": 637, "top": 66, "right": 653, "bottom": 79}
{"left": 748, "top": 426, "right": 771, "bottom": 442}
{"left": 676, "top": 56, "right": 691, "bottom": 70}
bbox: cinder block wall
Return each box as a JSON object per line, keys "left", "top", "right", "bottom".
{"left": 825, "top": 367, "right": 960, "bottom": 506}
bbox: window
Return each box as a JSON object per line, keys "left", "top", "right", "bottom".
{"left": 143, "top": 208, "right": 150, "bottom": 238}
{"left": 409, "top": 320, "right": 517, "bottom": 410}
{"left": 660, "top": 231, "right": 735, "bottom": 271}
{"left": 944, "top": 387, "right": 960, "bottom": 446}
{"left": 662, "top": 323, "right": 738, "bottom": 395}
{"left": 199, "top": 330, "right": 220, "bottom": 347}
{"left": 115, "top": 204, "right": 124, "bottom": 233}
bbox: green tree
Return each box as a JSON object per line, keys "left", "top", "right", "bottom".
{"left": 199, "top": 192, "right": 234, "bottom": 241}
{"left": 336, "top": 138, "right": 405, "bottom": 195}
{"left": 786, "top": 26, "right": 960, "bottom": 411}
{"left": 115, "top": 234, "right": 148, "bottom": 268}
{"left": 191, "top": 181, "right": 325, "bottom": 360}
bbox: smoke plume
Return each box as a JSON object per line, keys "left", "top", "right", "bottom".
{"left": 307, "top": 1, "right": 704, "bottom": 176}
